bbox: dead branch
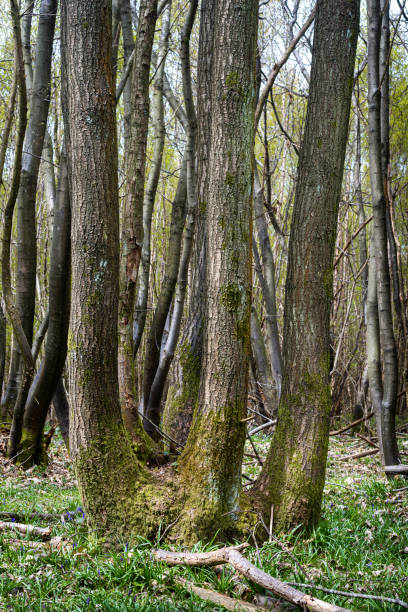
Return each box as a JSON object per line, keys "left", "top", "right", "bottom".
{"left": 248, "top": 420, "right": 277, "bottom": 436}
{"left": 154, "top": 546, "right": 351, "bottom": 612}
{"left": 339, "top": 449, "right": 378, "bottom": 461}
{"left": 330, "top": 412, "right": 374, "bottom": 436}
{"left": 384, "top": 464, "right": 408, "bottom": 474}
{"left": 0, "top": 511, "right": 68, "bottom": 522}
{"left": 175, "top": 577, "right": 268, "bottom": 611}
{"left": 0, "top": 520, "right": 51, "bottom": 539}
{"left": 287, "top": 582, "right": 408, "bottom": 609}
{"left": 355, "top": 433, "right": 379, "bottom": 449}
{"left": 154, "top": 543, "right": 250, "bottom": 567}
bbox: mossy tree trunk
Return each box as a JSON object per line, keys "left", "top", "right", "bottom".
{"left": 62, "top": 0, "right": 141, "bottom": 537}
{"left": 178, "top": 0, "right": 258, "bottom": 543}
{"left": 252, "top": 0, "right": 359, "bottom": 533}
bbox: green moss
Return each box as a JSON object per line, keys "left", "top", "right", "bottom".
{"left": 220, "top": 282, "right": 241, "bottom": 312}
{"left": 225, "top": 70, "right": 241, "bottom": 93}
{"left": 161, "top": 341, "right": 201, "bottom": 449}
{"left": 199, "top": 199, "right": 207, "bottom": 214}
{"left": 73, "top": 421, "right": 180, "bottom": 541}
{"left": 225, "top": 171, "right": 235, "bottom": 187}
{"left": 15, "top": 428, "right": 48, "bottom": 468}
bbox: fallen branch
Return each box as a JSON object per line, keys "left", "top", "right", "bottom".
{"left": 330, "top": 412, "right": 374, "bottom": 436}
{"left": 0, "top": 520, "right": 51, "bottom": 539}
{"left": 355, "top": 433, "right": 378, "bottom": 449}
{"left": 339, "top": 449, "right": 378, "bottom": 461}
{"left": 0, "top": 511, "right": 70, "bottom": 523}
{"left": 154, "top": 543, "right": 250, "bottom": 567}
{"left": 248, "top": 420, "right": 276, "bottom": 436}
{"left": 384, "top": 465, "right": 408, "bottom": 474}
{"left": 287, "top": 582, "right": 408, "bottom": 610}
{"left": 154, "top": 546, "right": 351, "bottom": 612}
{"left": 175, "top": 577, "right": 267, "bottom": 611}
{"left": 5, "top": 535, "right": 65, "bottom": 549}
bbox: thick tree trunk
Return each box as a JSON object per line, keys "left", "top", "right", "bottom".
{"left": 252, "top": 0, "right": 359, "bottom": 532}
{"left": 62, "top": 0, "right": 141, "bottom": 536}
{"left": 178, "top": 0, "right": 258, "bottom": 543}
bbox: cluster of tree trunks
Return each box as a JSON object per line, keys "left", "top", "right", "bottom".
{"left": 1, "top": 0, "right": 407, "bottom": 548}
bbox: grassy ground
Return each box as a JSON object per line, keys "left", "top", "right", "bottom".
{"left": 0, "top": 427, "right": 407, "bottom": 611}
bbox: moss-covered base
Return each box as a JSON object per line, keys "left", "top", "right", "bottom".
{"left": 13, "top": 427, "right": 49, "bottom": 467}
{"left": 73, "top": 423, "right": 181, "bottom": 541}
{"left": 252, "top": 373, "right": 331, "bottom": 534}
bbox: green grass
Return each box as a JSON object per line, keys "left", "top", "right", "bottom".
{"left": 0, "top": 431, "right": 407, "bottom": 610}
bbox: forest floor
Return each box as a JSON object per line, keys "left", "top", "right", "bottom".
{"left": 0, "top": 425, "right": 407, "bottom": 611}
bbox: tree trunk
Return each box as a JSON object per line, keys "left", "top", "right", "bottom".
{"left": 118, "top": 0, "right": 158, "bottom": 442}
{"left": 143, "top": 0, "right": 198, "bottom": 439}
{"left": 16, "top": 150, "right": 71, "bottom": 466}
{"left": 366, "top": 0, "right": 400, "bottom": 467}
{"left": 161, "top": 0, "right": 214, "bottom": 446}
{"left": 252, "top": 0, "right": 359, "bottom": 532}
{"left": 62, "top": 0, "right": 141, "bottom": 537}
{"left": 178, "top": 0, "right": 258, "bottom": 543}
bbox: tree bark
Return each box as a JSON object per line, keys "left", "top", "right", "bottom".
{"left": 118, "top": 0, "right": 158, "bottom": 443}
{"left": 252, "top": 0, "right": 359, "bottom": 532}
{"left": 143, "top": 0, "right": 198, "bottom": 439}
{"left": 17, "top": 150, "right": 71, "bottom": 465}
{"left": 366, "top": 0, "right": 400, "bottom": 467}
{"left": 62, "top": 0, "right": 140, "bottom": 536}
{"left": 161, "top": 0, "right": 214, "bottom": 446}
{"left": 178, "top": 0, "right": 258, "bottom": 543}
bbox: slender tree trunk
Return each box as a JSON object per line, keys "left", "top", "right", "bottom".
{"left": 253, "top": 0, "right": 359, "bottom": 532}
{"left": 2, "top": 0, "right": 56, "bottom": 419}
{"left": 118, "top": 0, "right": 158, "bottom": 442}
{"left": 178, "top": 0, "right": 258, "bottom": 543}
{"left": 3, "top": 0, "right": 32, "bottom": 459}
{"left": 250, "top": 308, "right": 276, "bottom": 417}
{"left": 16, "top": 151, "right": 71, "bottom": 466}
{"left": 143, "top": 0, "right": 198, "bottom": 439}
{"left": 144, "top": 156, "right": 187, "bottom": 436}
{"left": 253, "top": 167, "right": 282, "bottom": 398}
{"left": 366, "top": 0, "right": 400, "bottom": 466}
{"left": 133, "top": 2, "right": 171, "bottom": 357}
{"left": 161, "top": 0, "right": 214, "bottom": 446}
{"left": 62, "top": 0, "right": 141, "bottom": 537}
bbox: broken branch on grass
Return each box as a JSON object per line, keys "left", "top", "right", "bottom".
{"left": 339, "top": 448, "right": 378, "bottom": 461}
{"left": 175, "top": 577, "right": 266, "bottom": 612}
{"left": 0, "top": 520, "right": 51, "bottom": 539}
{"left": 154, "top": 545, "right": 351, "bottom": 612}
{"left": 287, "top": 582, "right": 408, "bottom": 609}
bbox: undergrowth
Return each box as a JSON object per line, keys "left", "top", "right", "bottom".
{"left": 0, "top": 429, "right": 407, "bottom": 610}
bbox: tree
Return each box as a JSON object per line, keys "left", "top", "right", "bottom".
{"left": 178, "top": 0, "right": 258, "bottom": 542}
{"left": 253, "top": 0, "right": 359, "bottom": 532}
{"left": 62, "top": 0, "right": 141, "bottom": 536}
{"left": 366, "top": 0, "right": 401, "bottom": 467}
